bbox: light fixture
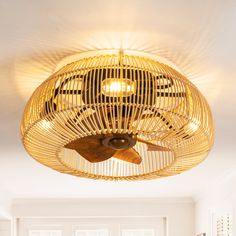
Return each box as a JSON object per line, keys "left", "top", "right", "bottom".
{"left": 101, "top": 78, "right": 136, "bottom": 97}
{"left": 21, "top": 50, "right": 214, "bottom": 180}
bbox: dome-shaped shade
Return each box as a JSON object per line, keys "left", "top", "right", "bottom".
{"left": 21, "top": 50, "right": 214, "bottom": 180}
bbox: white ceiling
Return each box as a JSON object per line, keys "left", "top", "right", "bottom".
{"left": 0, "top": 0, "right": 236, "bottom": 202}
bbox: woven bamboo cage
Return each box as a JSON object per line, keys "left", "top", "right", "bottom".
{"left": 21, "top": 50, "right": 214, "bottom": 180}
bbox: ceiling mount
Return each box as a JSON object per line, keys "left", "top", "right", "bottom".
{"left": 21, "top": 50, "right": 214, "bottom": 180}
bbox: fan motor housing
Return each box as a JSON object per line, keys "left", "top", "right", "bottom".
{"left": 102, "top": 134, "right": 136, "bottom": 150}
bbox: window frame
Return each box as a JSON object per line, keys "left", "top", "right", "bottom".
{"left": 18, "top": 217, "right": 166, "bottom": 236}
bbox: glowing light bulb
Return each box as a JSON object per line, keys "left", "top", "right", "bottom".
{"left": 102, "top": 78, "right": 136, "bottom": 97}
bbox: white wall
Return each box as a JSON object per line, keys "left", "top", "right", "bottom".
{"left": 0, "top": 187, "right": 12, "bottom": 236}
{"left": 12, "top": 198, "right": 194, "bottom": 236}
{"left": 194, "top": 171, "right": 236, "bottom": 235}
{"left": 0, "top": 187, "right": 13, "bottom": 219}
{"left": 0, "top": 220, "right": 11, "bottom": 236}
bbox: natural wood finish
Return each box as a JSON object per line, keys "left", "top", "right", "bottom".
{"left": 65, "top": 134, "right": 142, "bottom": 165}
{"left": 113, "top": 148, "right": 142, "bottom": 164}
{"left": 65, "top": 135, "right": 115, "bottom": 163}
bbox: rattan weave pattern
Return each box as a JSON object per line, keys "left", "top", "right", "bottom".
{"left": 21, "top": 51, "right": 214, "bottom": 180}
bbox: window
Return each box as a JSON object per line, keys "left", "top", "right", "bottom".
{"left": 29, "top": 230, "right": 62, "bottom": 236}
{"left": 75, "top": 229, "right": 109, "bottom": 236}
{"left": 121, "top": 229, "right": 155, "bottom": 236}
{"left": 216, "top": 214, "right": 233, "bottom": 236}
{"left": 19, "top": 217, "right": 165, "bottom": 236}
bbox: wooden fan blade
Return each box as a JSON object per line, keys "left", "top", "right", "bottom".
{"left": 113, "top": 148, "right": 142, "bottom": 164}
{"left": 65, "top": 135, "right": 116, "bottom": 163}
{"left": 136, "top": 137, "right": 171, "bottom": 152}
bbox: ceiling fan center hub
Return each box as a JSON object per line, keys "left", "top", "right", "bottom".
{"left": 102, "top": 134, "right": 136, "bottom": 150}
{"left": 109, "top": 137, "right": 129, "bottom": 149}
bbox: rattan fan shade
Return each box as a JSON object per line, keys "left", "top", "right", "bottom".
{"left": 21, "top": 50, "right": 214, "bottom": 180}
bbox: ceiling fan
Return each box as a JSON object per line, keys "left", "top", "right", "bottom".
{"left": 21, "top": 50, "right": 214, "bottom": 180}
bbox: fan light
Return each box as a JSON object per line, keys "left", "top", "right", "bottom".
{"left": 101, "top": 78, "right": 136, "bottom": 97}
{"left": 21, "top": 50, "right": 214, "bottom": 180}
